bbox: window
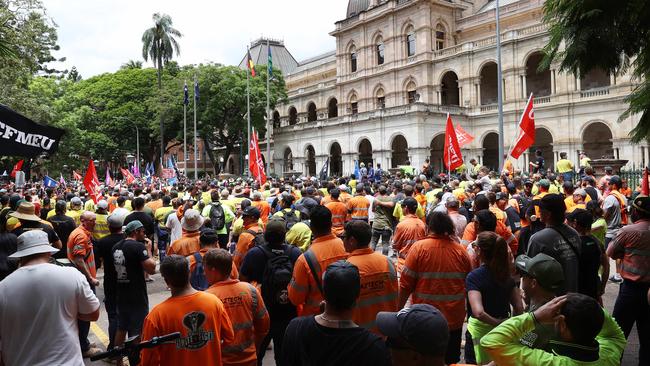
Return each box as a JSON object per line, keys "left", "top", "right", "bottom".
{"left": 377, "top": 96, "right": 386, "bottom": 109}
{"left": 435, "top": 24, "right": 446, "bottom": 50}
{"left": 328, "top": 98, "right": 338, "bottom": 118}
{"left": 351, "top": 102, "right": 358, "bottom": 115}
{"left": 273, "top": 111, "right": 280, "bottom": 128}
{"left": 307, "top": 102, "right": 317, "bottom": 122}
{"left": 408, "top": 90, "right": 417, "bottom": 104}
{"left": 350, "top": 51, "right": 358, "bottom": 72}
{"left": 289, "top": 107, "right": 297, "bottom": 125}
{"left": 377, "top": 43, "right": 385, "bottom": 65}
{"left": 406, "top": 31, "right": 416, "bottom": 56}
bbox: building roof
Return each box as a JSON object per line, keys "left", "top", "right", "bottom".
{"left": 290, "top": 50, "right": 337, "bottom": 75}
{"left": 239, "top": 38, "right": 299, "bottom": 75}
{"left": 347, "top": 0, "right": 370, "bottom": 18}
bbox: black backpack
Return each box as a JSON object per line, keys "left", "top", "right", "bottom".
{"left": 281, "top": 209, "right": 300, "bottom": 230}
{"left": 245, "top": 229, "right": 266, "bottom": 247}
{"left": 260, "top": 245, "right": 294, "bottom": 309}
{"left": 208, "top": 202, "right": 226, "bottom": 231}
{"left": 189, "top": 253, "right": 209, "bottom": 291}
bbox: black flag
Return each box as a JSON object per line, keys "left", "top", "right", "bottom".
{"left": 0, "top": 104, "right": 65, "bottom": 157}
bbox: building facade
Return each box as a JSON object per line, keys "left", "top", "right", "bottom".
{"left": 263, "top": 0, "right": 647, "bottom": 177}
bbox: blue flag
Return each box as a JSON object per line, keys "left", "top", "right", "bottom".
{"left": 43, "top": 175, "right": 58, "bottom": 188}
{"left": 183, "top": 82, "right": 189, "bottom": 105}
{"left": 319, "top": 157, "right": 329, "bottom": 180}
{"left": 354, "top": 160, "right": 360, "bottom": 179}
{"left": 194, "top": 80, "right": 199, "bottom": 101}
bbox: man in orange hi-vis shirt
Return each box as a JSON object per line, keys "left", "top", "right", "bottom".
{"left": 204, "top": 249, "right": 270, "bottom": 366}
{"left": 325, "top": 188, "right": 347, "bottom": 237}
{"left": 288, "top": 205, "right": 348, "bottom": 316}
{"left": 347, "top": 185, "right": 371, "bottom": 222}
{"left": 140, "top": 255, "right": 234, "bottom": 366}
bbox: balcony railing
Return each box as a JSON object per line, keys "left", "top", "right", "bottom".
{"left": 580, "top": 87, "right": 610, "bottom": 98}
{"left": 534, "top": 96, "right": 551, "bottom": 104}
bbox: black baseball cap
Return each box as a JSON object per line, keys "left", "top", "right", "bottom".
{"left": 377, "top": 304, "right": 449, "bottom": 356}
{"left": 402, "top": 197, "right": 418, "bottom": 212}
{"left": 241, "top": 206, "right": 261, "bottom": 219}
{"left": 323, "top": 261, "right": 360, "bottom": 309}
{"left": 516, "top": 253, "right": 565, "bottom": 294}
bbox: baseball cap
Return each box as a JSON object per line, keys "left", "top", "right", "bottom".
{"left": 200, "top": 228, "right": 219, "bottom": 245}
{"left": 539, "top": 194, "right": 566, "bottom": 215}
{"left": 323, "top": 261, "right": 360, "bottom": 309}
{"left": 516, "top": 253, "right": 565, "bottom": 294}
{"left": 107, "top": 214, "right": 124, "bottom": 229}
{"left": 632, "top": 195, "right": 650, "bottom": 214}
{"left": 573, "top": 188, "right": 587, "bottom": 197}
{"left": 97, "top": 200, "right": 108, "bottom": 209}
{"left": 609, "top": 175, "right": 622, "bottom": 187}
{"left": 538, "top": 179, "right": 551, "bottom": 189}
{"left": 495, "top": 192, "right": 508, "bottom": 201}
{"left": 71, "top": 197, "right": 82, "bottom": 206}
{"left": 402, "top": 197, "right": 418, "bottom": 212}
{"left": 242, "top": 206, "right": 261, "bottom": 219}
{"left": 377, "top": 304, "right": 449, "bottom": 356}
{"left": 124, "top": 220, "right": 144, "bottom": 234}
{"left": 524, "top": 179, "right": 534, "bottom": 186}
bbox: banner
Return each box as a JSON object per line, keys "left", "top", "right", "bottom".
{"left": 83, "top": 160, "right": 103, "bottom": 204}
{"left": 443, "top": 113, "right": 464, "bottom": 171}
{"left": 511, "top": 94, "right": 535, "bottom": 159}
{"left": 73, "top": 170, "right": 82, "bottom": 181}
{"left": 120, "top": 167, "right": 135, "bottom": 185}
{"left": 319, "top": 157, "right": 330, "bottom": 180}
{"left": 43, "top": 175, "right": 58, "bottom": 188}
{"left": 0, "top": 104, "right": 65, "bottom": 157}
{"left": 455, "top": 124, "right": 474, "bottom": 147}
{"left": 248, "top": 128, "right": 267, "bottom": 185}
{"left": 105, "top": 167, "right": 114, "bottom": 187}
{"left": 10, "top": 159, "right": 24, "bottom": 178}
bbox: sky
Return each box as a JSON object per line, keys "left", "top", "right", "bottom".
{"left": 42, "top": 0, "right": 349, "bottom": 77}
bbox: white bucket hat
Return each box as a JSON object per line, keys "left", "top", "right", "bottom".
{"left": 10, "top": 230, "right": 58, "bottom": 258}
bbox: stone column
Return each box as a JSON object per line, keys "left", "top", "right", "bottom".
{"left": 476, "top": 82, "right": 482, "bottom": 106}
{"left": 551, "top": 70, "right": 556, "bottom": 95}
{"left": 575, "top": 75, "right": 582, "bottom": 91}
{"left": 521, "top": 75, "right": 527, "bottom": 99}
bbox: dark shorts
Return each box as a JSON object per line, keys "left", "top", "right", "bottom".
{"left": 117, "top": 304, "right": 149, "bottom": 336}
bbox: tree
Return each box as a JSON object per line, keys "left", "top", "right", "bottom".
{"left": 542, "top": 0, "right": 650, "bottom": 142}
{"left": 67, "top": 66, "right": 81, "bottom": 82}
{"left": 121, "top": 59, "right": 143, "bottom": 70}
{"left": 141, "top": 13, "right": 182, "bottom": 164}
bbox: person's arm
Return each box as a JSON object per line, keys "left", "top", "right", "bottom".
{"left": 288, "top": 257, "right": 309, "bottom": 307}
{"left": 606, "top": 231, "right": 625, "bottom": 260}
{"left": 510, "top": 286, "right": 524, "bottom": 316}
{"left": 252, "top": 287, "right": 271, "bottom": 350}
{"left": 398, "top": 253, "right": 418, "bottom": 308}
{"left": 139, "top": 316, "right": 160, "bottom": 366}
{"left": 52, "top": 239, "right": 62, "bottom": 249}
{"left": 72, "top": 254, "right": 98, "bottom": 286}
{"left": 468, "top": 290, "right": 503, "bottom": 326}
{"left": 142, "top": 258, "right": 156, "bottom": 275}
{"left": 596, "top": 311, "right": 627, "bottom": 363}
{"left": 76, "top": 271, "right": 100, "bottom": 321}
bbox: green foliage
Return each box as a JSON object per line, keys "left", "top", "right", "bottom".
{"left": 542, "top": 0, "right": 650, "bottom": 142}
{"left": 141, "top": 13, "right": 182, "bottom": 79}
{"left": 121, "top": 60, "right": 143, "bottom": 70}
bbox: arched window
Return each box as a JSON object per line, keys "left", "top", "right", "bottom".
{"left": 435, "top": 24, "right": 446, "bottom": 50}
{"left": 377, "top": 42, "right": 385, "bottom": 65}
{"left": 289, "top": 107, "right": 297, "bottom": 125}
{"left": 328, "top": 98, "right": 338, "bottom": 118}
{"left": 406, "top": 27, "right": 416, "bottom": 57}
{"left": 406, "top": 81, "right": 417, "bottom": 104}
{"left": 350, "top": 46, "right": 358, "bottom": 73}
{"left": 349, "top": 94, "right": 358, "bottom": 115}
{"left": 376, "top": 88, "right": 386, "bottom": 109}
{"left": 307, "top": 102, "right": 317, "bottom": 122}
{"left": 272, "top": 111, "right": 280, "bottom": 128}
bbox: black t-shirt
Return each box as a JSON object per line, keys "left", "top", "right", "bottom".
{"left": 39, "top": 207, "right": 52, "bottom": 221}
{"left": 112, "top": 239, "right": 150, "bottom": 308}
{"left": 527, "top": 224, "right": 581, "bottom": 293}
{"left": 124, "top": 212, "right": 155, "bottom": 237}
{"left": 534, "top": 156, "right": 545, "bottom": 173}
{"left": 466, "top": 265, "right": 515, "bottom": 319}
{"left": 48, "top": 214, "right": 76, "bottom": 259}
{"left": 12, "top": 221, "right": 60, "bottom": 246}
{"left": 0, "top": 232, "right": 18, "bottom": 281}
{"left": 281, "top": 316, "right": 391, "bottom": 366}
{"left": 95, "top": 233, "right": 125, "bottom": 298}
{"left": 578, "top": 235, "right": 603, "bottom": 300}
{"left": 585, "top": 186, "right": 599, "bottom": 202}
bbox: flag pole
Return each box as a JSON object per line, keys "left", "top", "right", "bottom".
{"left": 193, "top": 75, "right": 198, "bottom": 181}
{"left": 496, "top": 0, "right": 505, "bottom": 172}
{"left": 183, "top": 80, "right": 187, "bottom": 178}
{"left": 266, "top": 39, "right": 271, "bottom": 177}
{"left": 247, "top": 45, "right": 251, "bottom": 177}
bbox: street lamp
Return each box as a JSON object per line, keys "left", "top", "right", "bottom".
{"left": 126, "top": 154, "right": 135, "bottom": 165}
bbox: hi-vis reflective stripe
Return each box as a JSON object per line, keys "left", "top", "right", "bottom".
{"left": 401, "top": 266, "right": 466, "bottom": 280}
{"left": 621, "top": 263, "right": 650, "bottom": 276}
{"left": 351, "top": 216, "right": 369, "bottom": 220}
{"left": 222, "top": 338, "right": 254, "bottom": 354}
{"left": 332, "top": 215, "right": 346, "bottom": 219}
{"left": 248, "top": 283, "right": 264, "bottom": 319}
{"left": 415, "top": 292, "right": 465, "bottom": 302}
{"left": 232, "top": 320, "right": 254, "bottom": 330}
{"left": 506, "top": 234, "right": 515, "bottom": 244}
{"left": 353, "top": 207, "right": 369, "bottom": 211}
{"left": 357, "top": 292, "right": 398, "bottom": 307}
{"left": 289, "top": 278, "right": 307, "bottom": 292}
{"left": 625, "top": 248, "right": 650, "bottom": 256}
{"left": 387, "top": 258, "right": 397, "bottom": 281}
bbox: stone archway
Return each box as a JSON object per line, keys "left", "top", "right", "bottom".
{"left": 430, "top": 134, "right": 445, "bottom": 173}
{"left": 526, "top": 52, "right": 552, "bottom": 97}
{"left": 583, "top": 122, "right": 613, "bottom": 159}
{"left": 358, "top": 139, "right": 373, "bottom": 168}
{"left": 330, "top": 142, "right": 343, "bottom": 177}
{"left": 482, "top": 132, "right": 499, "bottom": 171}
{"left": 283, "top": 147, "right": 293, "bottom": 172}
{"left": 441, "top": 71, "right": 460, "bottom": 106}
{"left": 529, "top": 127, "right": 554, "bottom": 171}
{"left": 391, "top": 135, "right": 409, "bottom": 168}
{"left": 305, "top": 145, "right": 316, "bottom": 176}
{"left": 480, "top": 62, "right": 498, "bottom": 105}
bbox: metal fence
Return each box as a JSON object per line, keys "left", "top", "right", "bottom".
{"left": 620, "top": 165, "right": 649, "bottom": 190}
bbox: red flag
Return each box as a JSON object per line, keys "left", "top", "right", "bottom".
{"left": 73, "top": 170, "right": 82, "bottom": 181}
{"left": 642, "top": 167, "right": 649, "bottom": 196}
{"left": 454, "top": 124, "right": 474, "bottom": 147}
{"left": 10, "top": 160, "right": 24, "bottom": 178}
{"left": 83, "top": 160, "right": 103, "bottom": 204}
{"left": 248, "top": 128, "right": 267, "bottom": 185}
{"left": 443, "top": 114, "right": 464, "bottom": 171}
{"left": 120, "top": 167, "right": 135, "bottom": 185}
{"left": 511, "top": 94, "right": 535, "bottom": 159}
{"left": 247, "top": 49, "right": 256, "bottom": 77}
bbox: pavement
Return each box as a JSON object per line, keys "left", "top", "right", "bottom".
{"left": 85, "top": 257, "right": 640, "bottom": 365}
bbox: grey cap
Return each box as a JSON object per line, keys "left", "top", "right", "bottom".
{"left": 97, "top": 200, "right": 108, "bottom": 209}
{"left": 107, "top": 214, "right": 124, "bottom": 229}
{"left": 10, "top": 231, "right": 59, "bottom": 258}
{"left": 71, "top": 197, "right": 82, "bottom": 206}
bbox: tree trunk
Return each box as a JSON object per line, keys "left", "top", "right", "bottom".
{"left": 157, "top": 54, "right": 164, "bottom": 172}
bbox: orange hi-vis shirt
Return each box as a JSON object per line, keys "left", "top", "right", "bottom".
{"left": 234, "top": 223, "right": 263, "bottom": 269}
{"left": 461, "top": 220, "right": 518, "bottom": 255}
{"left": 140, "top": 291, "right": 235, "bottom": 366}
{"left": 325, "top": 201, "right": 348, "bottom": 236}
{"left": 347, "top": 195, "right": 370, "bottom": 222}
{"left": 167, "top": 231, "right": 201, "bottom": 257}
{"left": 414, "top": 193, "right": 427, "bottom": 210}
{"left": 400, "top": 235, "right": 472, "bottom": 330}
{"left": 347, "top": 248, "right": 398, "bottom": 333}
{"left": 188, "top": 248, "right": 239, "bottom": 280}
{"left": 288, "top": 233, "right": 348, "bottom": 316}
{"left": 251, "top": 200, "right": 271, "bottom": 224}
{"left": 392, "top": 214, "right": 427, "bottom": 259}
{"left": 489, "top": 206, "right": 507, "bottom": 226}
{"left": 67, "top": 226, "right": 96, "bottom": 278}
{"left": 205, "top": 279, "right": 270, "bottom": 366}
{"left": 340, "top": 191, "right": 352, "bottom": 204}
{"left": 320, "top": 195, "right": 332, "bottom": 206}
{"left": 532, "top": 191, "right": 549, "bottom": 218}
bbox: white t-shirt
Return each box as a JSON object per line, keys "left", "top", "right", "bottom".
{"left": 166, "top": 213, "right": 183, "bottom": 243}
{"left": 0, "top": 263, "right": 99, "bottom": 366}
{"left": 365, "top": 194, "right": 375, "bottom": 222}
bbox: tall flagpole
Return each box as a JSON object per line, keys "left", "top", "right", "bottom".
{"left": 266, "top": 39, "right": 271, "bottom": 177}
{"left": 193, "top": 75, "right": 198, "bottom": 180}
{"left": 496, "top": 0, "right": 505, "bottom": 171}
{"left": 247, "top": 45, "right": 251, "bottom": 177}
{"left": 183, "top": 80, "right": 187, "bottom": 178}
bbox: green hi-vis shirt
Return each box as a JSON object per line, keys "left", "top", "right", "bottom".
{"left": 481, "top": 311, "right": 625, "bottom": 366}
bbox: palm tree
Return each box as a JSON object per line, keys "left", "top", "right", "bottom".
{"left": 121, "top": 60, "right": 143, "bottom": 70}
{"left": 141, "top": 13, "right": 182, "bottom": 164}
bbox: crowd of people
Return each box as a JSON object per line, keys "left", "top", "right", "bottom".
{"left": 0, "top": 153, "right": 648, "bottom": 366}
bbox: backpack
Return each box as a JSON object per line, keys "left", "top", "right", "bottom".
{"left": 260, "top": 245, "right": 295, "bottom": 309}
{"left": 208, "top": 202, "right": 226, "bottom": 231}
{"left": 515, "top": 194, "right": 532, "bottom": 219}
{"left": 245, "top": 229, "right": 266, "bottom": 247}
{"left": 189, "top": 252, "right": 209, "bottom": 291}
{"left": 281, "top": 209, "right": 300, "bottom": 230}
